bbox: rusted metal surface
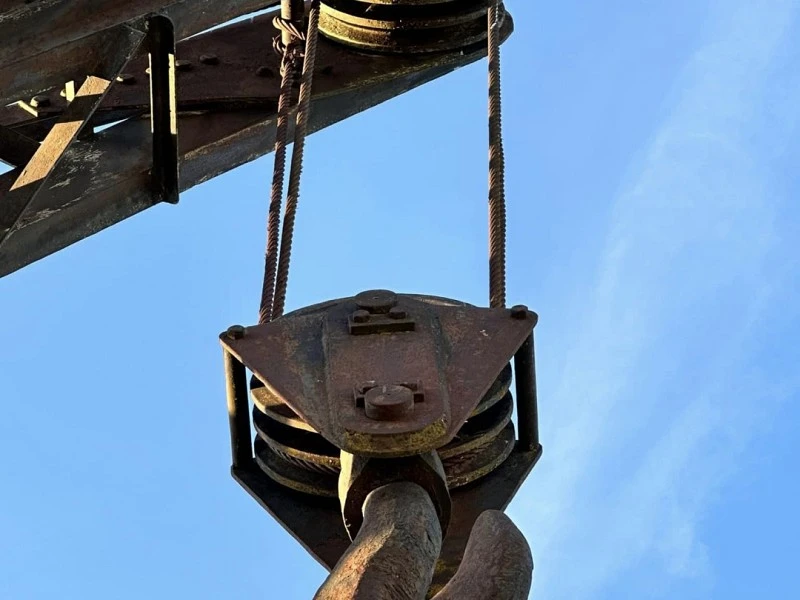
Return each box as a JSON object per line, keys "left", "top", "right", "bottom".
{"left": 0, "top": 0, "right": 174, "bottom": 68}
{"left": 253, "top": 410, "right": 340, "bottom": 474}
{"left": 0, "top": 11, "right": 512, "bottom": 135}
{"left": 319, "top": 0, "right": 504, "bottom": 54}
{"left": 222, "top": 292, "right": 542, "bottom": 591}
{"left": 314, "top": 484, "right": 532, "bottom": 600}
{"left": 433, "top": 510, "right": 533, "bottom": 600}
{"left": 0, "top": 76, "right": 113, "bottom": 249}
{"left": 251, "top": 362, "right": 511, "bottom": 432}
{"left": 220, "top": 292, "right": 536, "bottom": 457}
{"left": 0, "top": 10, "right": 513, "bottom": 278}
{"left": 0, "top": 1, "right": 278, "bottom": 107}
{"left": 348, "top": 290, "right": 417, "bottom": 335}
{"left": 233, "top": 463, "right": 351, "bottom": 568}
{"left": 232, "top": 441, "right": 540, "bottom": 592}
{"left": 256, "top": 437, "right": 339, "bottom": 497}
{"left": 0, "top": 25, "right": 145, "bottom": 114}
{"left": 339, "top": 451, "right": 451, "bottom": 540}
{"left": 429, "top": 446, "right": 541, "bottom": 594}
{"left": 315, "top": 483, "right": 442, "bottom": 600}
{"left": 250, "top": 383, "right": 514, "bottom": 496}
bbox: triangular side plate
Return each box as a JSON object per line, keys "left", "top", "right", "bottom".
{"left": 221, "top": 294, "right": 536, "bottom": 457}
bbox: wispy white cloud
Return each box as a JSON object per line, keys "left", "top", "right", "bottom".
{"left": 516, "top": 2, "right": 799, "bottom": 598}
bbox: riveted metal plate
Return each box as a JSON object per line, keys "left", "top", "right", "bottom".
{"left": 220, "top": 294, "right": 537, "bottom": 457}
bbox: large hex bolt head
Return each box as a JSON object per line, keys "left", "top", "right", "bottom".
{"left": 338, "top": 450, "right": 451, "bottom": 541}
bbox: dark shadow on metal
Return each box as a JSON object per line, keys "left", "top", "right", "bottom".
{"left": 147, "top": 15, "right": 180, "bottom": 204}
{"left": 514, "top": 333, "right": 540, "bottom": 452}
{"left": 0, "top": 126, "right": 39, "bottom": 168}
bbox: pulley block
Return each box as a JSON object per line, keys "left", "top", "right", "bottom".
{"left": 220, "top": 291, "right": 541, "bottom": 591}
{"left": 319, "top": 0, "right": 509, "bottom": 53}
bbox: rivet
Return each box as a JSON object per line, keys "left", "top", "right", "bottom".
{"left": 199, "top": 54, "right": 219, "bottom": 65}
{"left": 175, "top": 59, "right": 193, "bottom": 71}
{"left": 116, "top": 73, "right": 136, "bottom": 85}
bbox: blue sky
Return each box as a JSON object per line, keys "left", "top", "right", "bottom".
{"left": 1, "top": 1, "right": 799, "bottom": 598}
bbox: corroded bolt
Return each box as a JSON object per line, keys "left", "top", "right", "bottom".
{"left": 116, "top": 73, "right": 136, "bottom": 85}
{"left": 199, "top": 54, "right": 219, "bottom": 65}
{"left": 388, "top": 307, "right": 407, "bottom": 320}
{"left": 510, "top": 305, "right": 529, "bottom": 319}
{"left": 355, "top": 289, "right": 398, "bottom": 314}
{"left": 256, "top": 66, "right": 275, "bottom": 78}
{"left": 30, "top": 95, "right": 50, "bottom": 108}
{"left": 226, "top": 325, "right": 246, "bottom": 340}
{"left": 364, "top": 385, "right": 415, "bottom": 421}
{"left": 352, "top": 310, "right": 371, "bottom": 323}
{"left": 175, "top": 59, "right": 193, "bottom": 71}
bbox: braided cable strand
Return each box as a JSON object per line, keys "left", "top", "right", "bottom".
{"left": 272, "top": 0, "right": 322, "bottom": 320}
{"left": 488, "top": 3, "right": 507, "bottom": 310}
{"left": 258, "top": 13, "right": 305, "bottom": 325}
{"left": 272, "top": 14, "right": 306, "bottom": 54}
{"left": 258, "top": 46, "right": 299, "bottom": 324}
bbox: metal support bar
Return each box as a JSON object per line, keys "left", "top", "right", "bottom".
{"left": 0, "top": 0, "right": 279, "bottom": 71}
{"left": 0, "top": 76, "right": 112, "bottom": 249}
{"left": 0, "top": 126, "right": 38, "bottom": 168}
{"left": 223, "top": 348, "right": 253, "bottom": 468}
{"left": 0, "top": 26, "right": 144, "bottom": 111}
{"left": 147, "top": 16, "right": 180, "bottom": 204}
{"left": 513, "top": 334, "right": 539, "bottom": 452}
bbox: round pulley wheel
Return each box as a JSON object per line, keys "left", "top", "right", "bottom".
{"left": 319, "top": 0, "right": 507, "bottom": 54}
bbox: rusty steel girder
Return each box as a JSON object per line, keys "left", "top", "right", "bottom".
{"left": 0, "top": 5, "right": 513, "bottom": 278}
{"left": 220, "top": 293, "right": 541, "bottom": 593}
{"left": 0, "top": 1, "right": 279, "bottom": 110}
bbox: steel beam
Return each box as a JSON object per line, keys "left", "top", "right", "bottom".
{"left": 0, "top": 0, "right": 279, "bottom": 69}
{"left": 0, "top": 1, "right": 172, "bottom": 68}
{"left": 0, "top": 76, "right": 113, "bottom": 250}
{"left": 0, "top": 25, "right": 145, "bottom": 112}
{"left": 0, "top": 1, "right": 277, "bottom": 108}
{"left": 0, "top": 10, "right": 513, "bottom": 277}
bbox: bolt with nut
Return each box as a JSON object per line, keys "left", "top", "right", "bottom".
{"left": 363, "top": 384, "right": 415, "bottom": 421}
